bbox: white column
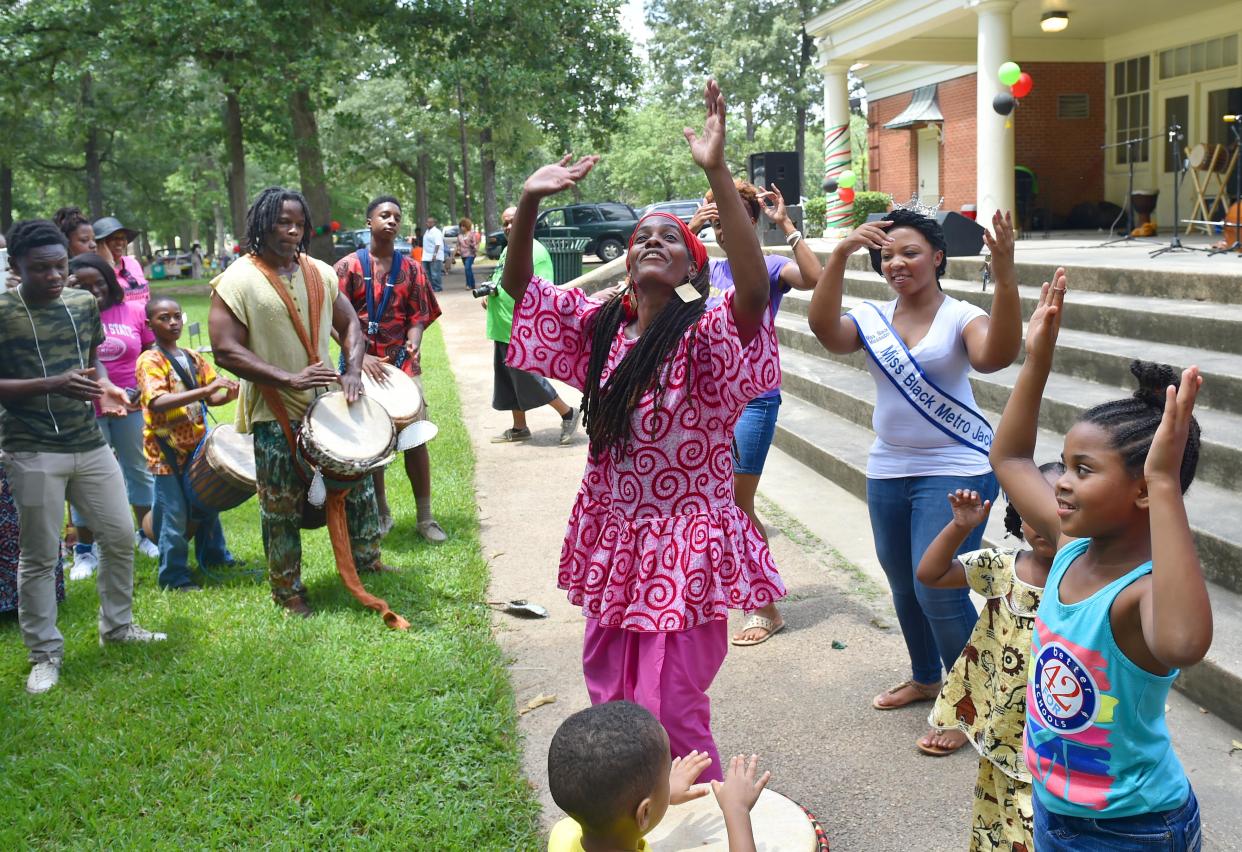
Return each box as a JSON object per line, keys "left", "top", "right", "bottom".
{"left": 822, "top": 63, "right": 854, "bottom": 235}
{"left": 974, "top": 0, "right": 1016, "bottom": 225}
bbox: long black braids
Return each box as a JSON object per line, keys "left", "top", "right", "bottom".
{"left": 581, "top": 262, "right": 712, "bottom": 459}
{"left": 244, "top": 187, "right": 312, "bottom": 257}
{"left": 1078, "top": 360, "right": 1201, "bottom": 494}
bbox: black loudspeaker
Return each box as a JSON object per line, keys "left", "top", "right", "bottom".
{"left": 865, "top": 210, "right": 985, "bottom": 257}
{"left": 748, "top": 152, "right": 801, "bottom": 202}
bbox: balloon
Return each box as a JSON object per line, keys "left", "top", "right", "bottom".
{"left": 822, "top": 177, "right": 839, "bottom": 193}
{"left": 992, "top": 92, "right": 1017, "bottom": 116}
{"left": 998, "top": 61, "right": 1021, "bottom": 86}
{"left": 838, "top": 170, "right": 857, "bottom": 189}
{"left": 1011, "top": 72, "right": 1033, "bottom": 99}
{"left": 330, "top": 220, "right": 342, "bottom": 232}
{"left": 838, "top": 187, "right": 856, "bottom": 204}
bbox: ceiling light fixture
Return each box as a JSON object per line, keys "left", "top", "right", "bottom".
{"left": 1041, "top": 11, "right": 1069, "bottom": 33}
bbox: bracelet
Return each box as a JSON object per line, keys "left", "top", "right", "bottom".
{"left": 785, "top": 229, "right": 803, "bottom": 247}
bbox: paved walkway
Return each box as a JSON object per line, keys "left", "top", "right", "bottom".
{"left": 433, "top": 273, "right": 1242, "bottom": 851}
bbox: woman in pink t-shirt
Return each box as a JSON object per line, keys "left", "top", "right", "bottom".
{"left": 67, "top": 253, "right": 156, "bottom": 574}
{"left": 501, "top": 81, "right": 783, "bottom": 781}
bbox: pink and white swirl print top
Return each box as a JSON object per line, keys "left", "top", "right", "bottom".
{"left": 507, "top": 276, "right": 786, "bottom": 632}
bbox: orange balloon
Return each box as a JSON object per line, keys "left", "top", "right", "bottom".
{"left": 838, "top": 187, "right": 856, "bottom": 204}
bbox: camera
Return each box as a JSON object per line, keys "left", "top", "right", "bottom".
{"left": 471, "top": 282, "right": 498, "bottom": 299}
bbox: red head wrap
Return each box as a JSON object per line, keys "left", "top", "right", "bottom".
{"left": 626, "top": 211, "right": 708, "bottom": 274}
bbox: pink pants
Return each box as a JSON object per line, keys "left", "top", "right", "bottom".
{"left": 582, "top": 617, "right": 728, "bottom": 783}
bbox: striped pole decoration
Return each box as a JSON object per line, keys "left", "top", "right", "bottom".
{"left": 823, "top": 122, "right": 853, "bottom": 229}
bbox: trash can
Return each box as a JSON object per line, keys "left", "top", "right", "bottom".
{"left": 151, "top": 261, "right": 166, "bottom": 280}
{"left": 544, "top": 236, "right": 591, "bottom": 286}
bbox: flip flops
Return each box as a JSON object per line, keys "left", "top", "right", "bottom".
{"left": 871, "top": 679, "right": 942, "bottom": 711}
{"left": 730, "top": 613, "right": 785, "bottom": 646}
{"left": 916, "top": 730, "right": 969, "bottom": 757}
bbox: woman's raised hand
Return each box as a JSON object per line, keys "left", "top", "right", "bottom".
{"left": 836, "top": 220, "right": 893, "bottom": 256}
{"left": 759, "top": 184, "right": 789, "bottom": 228}
{"left": 982, "top": 210, "right": 1016, "bottom": 285}
{"left": 684, "top": 79, "right": 727, "bottom": 171}
{"left": 1025, "top": 268, "right": 1067, "bottom": 362}
{"left": 522, "top": 154, "right": 599, "bottom": 199}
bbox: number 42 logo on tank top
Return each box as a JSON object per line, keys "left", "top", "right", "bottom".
{"left": 1034, "top": 642, "right": 1100, "bottom": 733}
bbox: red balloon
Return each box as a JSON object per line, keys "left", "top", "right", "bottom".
{"left": 838, "top": 187, "right": 856, "bottom": 204}
{"left": 330, "top": 220, "right": 341, "bottom": 232}
{"left": 1011, "top": 72, "right": 1033, "bottom": 99}
{"left": 232, "top": 244, "right": 240, "bottom": 254}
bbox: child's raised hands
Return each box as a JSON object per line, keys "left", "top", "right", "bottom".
{"left": 522, "top": 154, "right": 599, "bottom": 200}
{"left": 948, "top": 489, "right": 992, "bottom": 531}
{"left": 1145, "top": 366, "right": 1203, "bottom": 487}
{"left": 669, "top": 750, "right": 712, "bottom": 805}
{"left": 711, "top": 754, "right": 770, "bottom": 815}
{"left": 1025, "top": 267, "right": 1067, "bottom": 362}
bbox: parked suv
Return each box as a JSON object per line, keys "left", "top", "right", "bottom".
{"left": 484, "top": 202, "right": 640, "bottom": 262}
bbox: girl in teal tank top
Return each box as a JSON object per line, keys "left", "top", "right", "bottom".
{"left": 989, "top": 271, "right": 1211, "bottom": 850}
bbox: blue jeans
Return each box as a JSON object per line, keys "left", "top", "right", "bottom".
{"left": 423, "top": 259, "right": 443, "bottom": 292}
{"left": 152, "top": 473, "right": 233, "bottom": 589}
{"left": 462, "top": 256, "right": 476, "bottom": 289}
{"left": 866, "top": 471, "right": 998, "bottom": 684}
{"left": 732, "top": 394, "right": 780, "bottom": 475}
{"left": 1034, "top": 787, "right": 1201, "bottom": 851}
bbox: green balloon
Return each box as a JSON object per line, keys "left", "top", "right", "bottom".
{"left": 998, "top": 61, "right": 1021, "bottom": 87}
{"left": 838, "top": 170, "right": 856, "bottom": 189}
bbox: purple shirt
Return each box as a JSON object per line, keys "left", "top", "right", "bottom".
{"left": 705, "top": 254, "right": 791, "bottom": 399}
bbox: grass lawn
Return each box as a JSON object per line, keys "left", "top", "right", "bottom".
{"left": 0, "top": 287, "right": 543, "bottom": 849}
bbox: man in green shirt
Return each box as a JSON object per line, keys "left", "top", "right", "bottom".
{"left": 482, "top": 206, "right": 579, "bottom": 445}
{"left": 0, "top": 220, "right": 167, "bottom": 695}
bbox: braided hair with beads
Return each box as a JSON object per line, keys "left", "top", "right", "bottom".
{"left": 1077, "top": 360, "right": 1201, "bottom": 494}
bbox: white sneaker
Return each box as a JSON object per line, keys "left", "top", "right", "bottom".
{"left": 26, "top": 659, "right": 61, "bottom": 694}
{"left": 70, "top": 548, "right": 99, "bottom": 581}
{"left": 135, "top": 530, "right": 159, "bottom": 559}
{"left": 100, "top": 624, "right": 168, "bottom": 646}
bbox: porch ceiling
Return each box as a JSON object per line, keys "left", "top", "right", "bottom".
{"left": 813, "top": 0, "right": 1241, "bottom": 67}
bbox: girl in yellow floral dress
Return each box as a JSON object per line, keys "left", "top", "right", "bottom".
{"left": 915, "top": 463, "right": 1062, "bottom": 852}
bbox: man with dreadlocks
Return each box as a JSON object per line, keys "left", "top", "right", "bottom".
{"left": 209, "top": 187, "right": 389, "bottom": 617}
{"left": 501, "top": 80, "right": 785, "bottom": 783}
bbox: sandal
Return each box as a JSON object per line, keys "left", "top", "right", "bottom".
{"left": 916, "top": 729, "right": 968, "bottom": 757}
{"left": 872, "top": 679, "right": 942, "bottom": 711}
{"left": 731, "top": 614, "right": 785, "bottom": 646}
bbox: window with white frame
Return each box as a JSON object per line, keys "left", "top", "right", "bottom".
{"left": 1159, "top": 35, "right": 1238, "bottom": 79}
{"left": 1113, "top": 56, "right": 1150, "bottom": 165}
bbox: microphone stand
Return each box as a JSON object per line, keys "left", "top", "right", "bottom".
{"left": 1208, "top": 120, "right": 1242, "bottom": 256}
{"left": 1151, "top": 123, "right": 1206, "bottom": 257}
{"left": 1098, "top": 132, "right": 1163, "bottom": 247}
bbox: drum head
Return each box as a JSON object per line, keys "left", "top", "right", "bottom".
{"left": 646, "top": 788, "right": 821, "bottom": 851}
{"left": 204, "top": 424, "right": 257, "bottom": 487}
{"left": 361, "top": 362, "right": 422, "bottom": 423}
{"left": 305, "top": 392, "right": 395, "bottom": 463}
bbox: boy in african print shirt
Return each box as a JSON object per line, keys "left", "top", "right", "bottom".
{"left": 135, "top": 296, "right": 239, "bottom": 590}
{"left": 915, "top": 468, "right": 1062, "bottom": 852}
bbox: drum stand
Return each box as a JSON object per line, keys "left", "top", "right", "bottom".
{"left": 1209, "top": 124, "right": 1242, "bottom": 256}
{"left": 1151, "top": 125, "right": 1207, "bottom": 257}
{"left": 1098, "top": 133, "right": 1164, "bottom": 247}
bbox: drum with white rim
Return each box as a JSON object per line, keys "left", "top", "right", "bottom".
{"left": 645, "top": 788, "right": 827, "bottom": 851}
{"left": 297, "top": 391, "right": 395, "bottom": 487}
{"left": 361, "top": 362, "right": 423, "bottom": 429}
{"left": 185, "top": 424, "right": 257, "bottom": 512}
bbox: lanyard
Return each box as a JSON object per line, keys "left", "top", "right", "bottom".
{"left": 359, "top": 248, "right": 403, "bottom": 336}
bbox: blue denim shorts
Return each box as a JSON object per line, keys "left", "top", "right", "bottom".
{"left": 731, "top": 394, "right": 780, "bottom": 476}
{"left": 1034, "top": 787, "right": 1201, "bottom": 851}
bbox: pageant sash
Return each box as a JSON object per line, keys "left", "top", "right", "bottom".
{"left": 847, "top": 301, "right": 993, "bottom": 456}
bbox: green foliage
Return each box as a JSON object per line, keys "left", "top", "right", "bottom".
{"left": 0, "top": 301, "right": 542, "bottom": 848}
{"left": 852, "top": 191, "right": 893, "bottom": 228}
{"left": 803, "top": 196, "right": 828, "bottom": 234}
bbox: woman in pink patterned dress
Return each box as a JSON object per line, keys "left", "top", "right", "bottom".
{"left": 502, "top": 81, "right": 784, "bottom": 782}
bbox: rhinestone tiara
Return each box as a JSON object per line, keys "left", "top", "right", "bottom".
{"left": 890, "top": 193, "right": 944, "bottom": 218}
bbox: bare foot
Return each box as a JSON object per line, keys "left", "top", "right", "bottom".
{"left": 916, "top": 728, "right": 968, "bottom": 756}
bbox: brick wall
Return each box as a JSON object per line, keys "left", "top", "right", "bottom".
{"left": 866, "top": 63, "right": 1105, "bottom": 221}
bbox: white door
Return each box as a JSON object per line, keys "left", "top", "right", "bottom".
{"left": 917, "top": 126, "right": 941, "bottom": 206}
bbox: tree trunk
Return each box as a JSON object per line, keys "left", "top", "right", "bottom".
{"left": 0, "top": 163, "right": 12, "bottom": 233}
{"left": 480, "top": 125, "right": 498, "bottom": 234}
{"left": 795, "top": 23, "right": 814, "bottom": 200}
{"left": 745, "top": 102, "right": 756, "bottom": 144}
{"left": 209, "top": 201, "right": 222, "bottom": 256}
{"left": 457, "top": 81, "right": 472, "bottom": 221}
{"left": 416, "top": 152, "right": 430, "bottom": 228}
{"left": 289, "top": 87, "right": 333, "bottom": 262}
{"left": 223, "top": 90, "right": 248, "bottom": 244}
{"left": 82, "top": 74, "right": 104, "bottom": 218}
{"left": 446, "top": 159, "right": 458, "bottom": 222}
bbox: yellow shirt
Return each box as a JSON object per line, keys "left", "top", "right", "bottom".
{"left": 211, "top": 255, "right": 336, "bottom": 432}
{"left": 547, "top": 818, "right": 651, "bottom": 852}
